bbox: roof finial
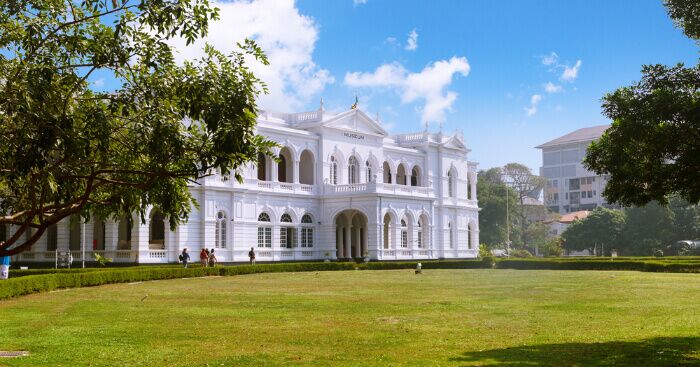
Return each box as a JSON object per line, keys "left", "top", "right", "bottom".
{"left": 350, "top": 95, "right": 358, "bottom": 110}
{"left": 375, "top": 111, "right": 380, "bottom": 122}
{"left": 319, "top": 97, "right": 324, "bottom": 111}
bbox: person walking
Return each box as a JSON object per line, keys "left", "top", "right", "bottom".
{"left": 208, "top": 248, "right": 218, "bottom": 267}
{"left": 248, "top": 247, "right": 256, "bottom": 265}
{"left": 199, "top": 248, "right": 209, "bottom": 267}
{"left": 0, "top": 241, "right": 9, "bottom": 280}
{"left": 179, "top": 248, "right": 190, "bottom": 268}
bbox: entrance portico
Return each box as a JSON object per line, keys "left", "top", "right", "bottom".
{"left": 334, "top": 210, "right": 368, "bottom": 259}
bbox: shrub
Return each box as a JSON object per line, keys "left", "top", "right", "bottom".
{"left": 481, "top": 256, "right": 495, "bottom": 268}
{"left": 478, "top": 244, "right": 492, "bottom": 258}
{"left": 654, "top": 249, "right": 664, "bottom": 258}
{"left": 510, "top": 249, "right": 533, "bottom": 258}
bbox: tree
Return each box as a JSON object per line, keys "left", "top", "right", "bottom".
{"left": 561, "top": 207, "right": 625, "bottom": 255}
{"left": 621, "top": 202, "right": 675, "bottom": 256}
{"left": 476, "top": 168, "right": 518, "bottom": 248}
{"left": 0, "top": 0, "right": 275, "bottom": 256}
{"left": 584, "top": 0, "right": 700, "bottom": 206}
{"left": 501, "top": 163, "right": 546, "bottom": 251}
{"left": 668, "top": 196, "right": 700, "bottom": 241}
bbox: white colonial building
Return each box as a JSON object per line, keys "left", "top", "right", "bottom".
{"left": 7, "top": 106, "right": 479, "bottom": 264}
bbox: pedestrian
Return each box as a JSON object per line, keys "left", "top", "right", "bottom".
{"left": 199, "top": 248, "right": 209, "bottom": 267}
{"left": 179, "top": 248, "right": 190, "bottom": 268}
{"left": 208, "top": 248, "right": 218, "bottom": 267}
{"left": 0, "top": 241, "right": 9, "bottom": 280}
{"left": 248, "top": 247, "right": 256, "bottom": 265}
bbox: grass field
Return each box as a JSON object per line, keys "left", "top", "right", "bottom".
{"left": 1, "top": 269, "right": 699, "bottom": 366}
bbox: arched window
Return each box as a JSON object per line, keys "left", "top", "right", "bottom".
{"left": 467, "top": 221, "right": 475, "bottom": 250}
{"left": 215, "top": 211, "right": 227, "bottom": 249}
{"left": 383, "top": 214, "right": 392, "bottom": 249}
{"left": 397, "top": 164, "right": 407, "bottom": 185}
{"left": 330, "top": 156, "right": 338, "bottom": 185}
{"left": 366, "top": 161, "right": 373, "bottom": 183}
{"left": 278, "top": 147, "right": 293, "bottom": 183}
{"left": 257, "top": 152, "right": 268, "bottom": 181}
{"left": 257, "top": 213, "right": 271, "bottom": 248}
{"left": 417, "top": 218, "right": 423, "bottom": 249}
{"left": 448, "top": 222, "right": 454, "bottom": 249}
{"left": 299, "top": 150, "right": 314, "bottom": 185}
{"left": 150, "top": 211, "right": 165, "bottom": 249}
{"left": 447, "top": 170, "right": 455, "bottom": 197}
{"left": 47, "top": 224, "right": 58, "bottom": 251}
{"left": 348, "top": 156, "right": 359, "bottom": 184}
{"left": 118, "top": 215, "right": 132, "bottom": 250}
{"left": 280, "top": 213, "right": 295, "bottom": 249}
{"left": 400, "top": 218, "right": 408, "bottom": 248}
{"left": 300, "top": 214, "right": 314, "bottom": 248}
{"left": 383, "top": 161, "right": 392, "bottom": 184}
{"left": 411, "top": 166, "right": 420, "bottom": 187}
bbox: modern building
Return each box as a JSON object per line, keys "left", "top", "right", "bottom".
{"left": 7, "top": 106, "right": 480, "bottom": 264}
{"left": 536, "top": 125, "right": 616, "bottom": 214}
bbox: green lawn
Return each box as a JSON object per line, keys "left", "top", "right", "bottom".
{"left": 1, "top": 269, "right": 699, "bottom": 366}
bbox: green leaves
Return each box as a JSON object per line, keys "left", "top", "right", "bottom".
{"left": 0, "top": 0, "right": 274, "bottom": 255}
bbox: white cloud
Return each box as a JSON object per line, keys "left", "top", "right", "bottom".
{"left": 541, "top": 52, "right": 559, "bottom": 66}
{"left": 345, "top": 56, "right": 470, "bottom": 123}
{"left": 561, "top": 60, "right": 582, "bottom": 82}
{"left": 165, "top": 0, "right": 333, "bottom": 112}
{"left": 524, "top": 94, "right": 542, "bottom": 116}
{"left": 544, "top": 82, "right": 563, "bottom": 93}
{"left": 353, "top": 0, "right": 367, "bottom": 6}
{"left": 405, "top": 29, "right": 418, "bottom": 51}
{"left": 92, "top": 78, "right": 105, "bottom": 87}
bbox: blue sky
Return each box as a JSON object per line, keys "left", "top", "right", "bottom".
{"left": 92, "top": 0, "right": 699, "bottom": 171}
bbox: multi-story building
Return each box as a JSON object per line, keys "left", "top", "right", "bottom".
{"left": 536, "top": 124, "right": 615, "bottom": 214}
{"left": 6, "top": 106, "right": 480, "bottom": 264}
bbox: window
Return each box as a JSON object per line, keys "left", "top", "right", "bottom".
{"left": 400, "top": 219, "right": 408, "bottom": 248}
{"left": 417, "top": 220, "right": 423, "bottom": 249}
{"left": 448, "top": 222, "right": 454, "bottom": 249}
{"left": 257, "top": 213, "right": 271, "bottom": 248}
{"left": 366, "top": 161, "right": 373, "bottom": 183}
{"left": 301, "top": 213, "right": 314, "bottom": 248}
{"left": 280, "top": 213, "right": 294, "bottom": 249}
{"left": 47, "top": 224, "right": 58, "bottom": 251}
{"left": 447, "top": 170, "right": 455, "bottom": 197}
{"left": 569, "top": 178, "right": 580, "bottom": 190}
{"left": 215, "top": 211, "right": 227, "bottom": 249}
{"left": 330, "top": 156, "right": 338, "bottom": 185}
{"left": 348, "top": 156, "right": 359, "bottom": 184}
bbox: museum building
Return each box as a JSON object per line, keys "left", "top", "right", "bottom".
{"left": 8, "top": 105, "right": 480, "bottom": 264}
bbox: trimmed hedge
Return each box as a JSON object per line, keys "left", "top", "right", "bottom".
{"left": 495, "top": 259, "right": 700, "bottom": 273}
{"left": 2, "top": 258, "right": 700, "bottom": 301}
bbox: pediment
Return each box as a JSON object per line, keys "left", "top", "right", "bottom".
{"left": 322, "top": 109, "right": 388, "bottom": 137}
{"left": 442, "top": 135, "right": 468, "bottom": 151}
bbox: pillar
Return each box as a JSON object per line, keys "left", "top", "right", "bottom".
{"left": 344, "top": 226, "right": 351, "bottom": 258}
{"left": 293, "top": 160, "right": 300, "bottom": 184}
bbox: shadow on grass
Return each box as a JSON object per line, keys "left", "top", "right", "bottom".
{"left": 451, "top": 337, "right": 700, "bottom": 366}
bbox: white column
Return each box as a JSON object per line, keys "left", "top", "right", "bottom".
{"left": 293, "top": 160, "right": 300, "bottom": 184}
{"left": 470, "top": 176, "right": 477, "bottom": 201}
{"left": 344, "top": 227, "right": 351, "bottom": 258}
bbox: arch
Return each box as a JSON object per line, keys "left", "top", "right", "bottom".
{"left": 447, "top": 167, "right": 457, "bottom": 197}
{"left": 400, "top": 215, "right": 409, "bottom": 248}
{"left": 417, "top": 214, "right": 429, "bottom": 249}
{"left": 69, "top": 214, "right": 82, "bottom": 251}
{"left": 278, "top": 147, "right": 293, "bottom": 183}
{"left": 117, "top": 215, "right": 132, "bottom": 250}
{"left": 299, "top": 149, "right": 315, "bottom": 185}
{"left": 149, "top": 210, "right": 165, "bottom": 250}
{"left": 334, "top": 209, "right": 368, "bottom": 259}
{"left": 396, "top": 163, "right": 408, "bottom": 185}
{"left": 301, "top": 213, "right": 314, "bottom": 223}
{"left": 93, "top": 218, "right": 106, "bottom": 250}
{"left": 215, "top": 211, "right": 227, "bottom": 249}
{"left": 467, "top": 220, "right": 477, "bottom": 250}
{"left": 348, "top": 156, "right": 360, "bottom": 184}
{"left": 383, "top": 213, "right": 393, "bottom": 250}
{"left": 257, "top": 212, "right": 272, "bottom": 248}
{"left": 411, "top": 165, "right": 422, "bottom": 187}
{"left": 383, "top": 161, "right": 393, "bottom": 184}
{"left": 257, "top": 152, "right": 272, "bottom": 181}
{"left": 46, "top": 224, "right": 58, "bottom": 251}
{"left": 467, "top": 171, "right": 477, "bottom": 200}
{"left": 329, "top": 156, "right": 339, "bottom": 185}
{"left": 280, "top": 212, "right": 295, "bottom": 249}
{"left": 448, "top": 222, "right": 454, "bottom": 249}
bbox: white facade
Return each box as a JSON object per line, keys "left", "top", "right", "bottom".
{"left": 10, "top": 107, "right": 479, "bottom": 264}
{"left": 536, "top": 125, "right": 617, "bottom": 214}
